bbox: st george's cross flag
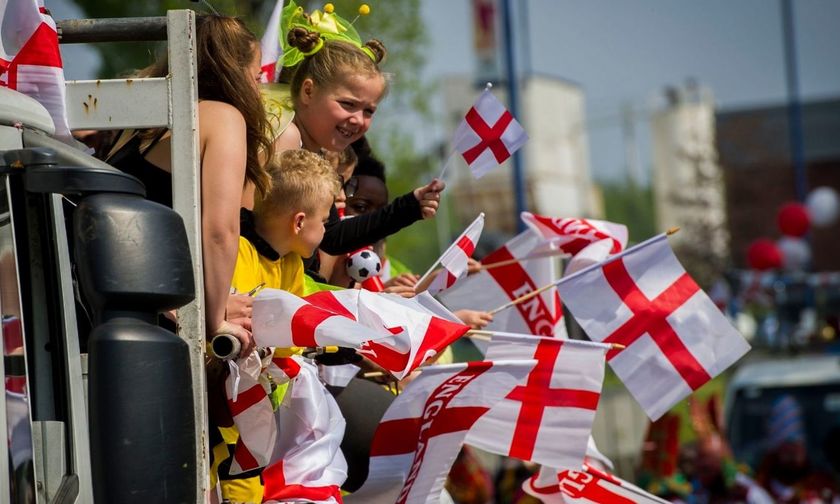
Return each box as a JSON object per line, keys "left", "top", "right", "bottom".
{"left": 453, "top": 89, "right": 528, "bottom": 179}
{"left": 344, "top": 360, "right": 535, "bottom": 504}
{"left": 262, "top": 356, "right": 348, "bottom": 504}
{"left": 523, "top": 463, "right": 669, "bottom": 504}
{"left": 421, "top": 213, "right": 485, "bottom": 296}
{"left": 557, "top": 234, "right": 751, "bottom": 420}
{"left": 522, "top": 212, "right": 628, "bottom": 256}
{"left": 467, "top": 333, "right": 608, "bottom": 470}
{"left": 259, "top": 0, "right": 284, "bottom": 83}
{"left": 0, "top": 0, "right": 70, "bottom": 138}
{"left": 224, "top": 351, "right": 276, "bottom": 475}
{"left": 352, "top": 292, "right": 471, "bottom": 379}
{"left": 439, "top": 229, "right": 566, "bottom": 341}
{"left": 252, "top": 288, "right": 388, "bottom": 348}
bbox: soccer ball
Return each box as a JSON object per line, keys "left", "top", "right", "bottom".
{"left": 346, "top": 249, "right": 382, "bottom": 282}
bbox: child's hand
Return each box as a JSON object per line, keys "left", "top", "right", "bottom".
{"left": 467, "top": 258, "right": 481, "bottom": 275}
{"left": 413, "top": 179, "right": 446, "bottom": 219}
{"left": 226, "top": 293, "right": 254, "bottom": 320}
{"left": 384, "top": 273, "right": 419, "bottom": 289}
{"left": 384, "top": 284, "right": 416, "bottom": 298}
{"left": 454, "top": 309, "right": 494, "bottom": 330}
{"left": 212, "top": 320, "right": 254, "bottom": 358}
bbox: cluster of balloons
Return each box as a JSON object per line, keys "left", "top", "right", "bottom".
{"left": 746, "top": 186, "right": 840, "bottom": 271}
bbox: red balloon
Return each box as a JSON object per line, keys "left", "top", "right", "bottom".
{"left": 746, "top": 238, "right": 782, "bottom": 271}
{"left": 777, "top": 202, "right": 810, "bottom": 237}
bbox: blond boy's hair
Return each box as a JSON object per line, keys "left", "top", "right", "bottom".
{"left": 256, "top": 149, "right": 340, "bottom": 217}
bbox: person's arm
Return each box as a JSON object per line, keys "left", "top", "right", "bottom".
{"left": 198, "top": 101, "right": 253, "bottom": 350}
{"left": 318, "top": 179, "right": 445, "bottom": 255}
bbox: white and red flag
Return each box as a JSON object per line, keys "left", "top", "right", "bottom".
{"left": 522, "top": 212, "right": 628, "bottom": 256}
{"left": 439, "top": 229, "right": 565, "bottom": 340}
{"left": 352, "top": 291, "right": 471, "bottom": 379}
{"left": 523, "top": 463, "right": 669, "bottom": 504}
{"left": 557, "top": 234, "right": 751, "bottom": 420}
{"left": 251, "top": 288, "right": 388, "bottom": 348}
{"left": 0, "top": 0, "right": 70, "bottom": 138}
{"left": 345, "top": 360, "right": 535, "bottom": 504}
{"left": 262, "top": 356, "right": 348, "bottom": 504}
{"left": 259, "top": 0, "right": 284, "bottom": 83}
{"left": 224, "top": 351, "right": 276, "bottom": 475}
{"left": 466, "top": 333, "right": 608, "bottom": 470}
{"left": 453, "top": 88, "right": 528, "bottom": 179}
{"left": 420, "top": 213, "right": 485, "bottom": 295}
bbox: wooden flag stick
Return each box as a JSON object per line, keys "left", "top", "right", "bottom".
{"left": 465, "top": 329, "right": 626, "bottom": 350}
{"left": 489, "top": 228, "right": 682, "bottom": 316}
{"left": 479, "top": 249, "right": 570, "bottom": 271}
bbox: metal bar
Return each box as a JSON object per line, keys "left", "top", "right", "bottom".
{"left": 166, "top": 10, "right": 208, "bottom": 503}
{"left": 65, "top": 78, "right": 170, "bottom": 130}
{"left": 56, "top": 17, "right": 167, "bottom": 44}
{"left": 780, "top": 0, "right": 807, "bottom": 202}
{"left": 48, "top": 194, "right": 94, "bottom": 503}
{"left": 500, "top": 0, "right": 527, "bottom": 232}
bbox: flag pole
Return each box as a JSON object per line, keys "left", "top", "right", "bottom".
{"left": 415, "top": 212, "right": 485, "bottom": 291}
{"left": 488, "top": 228, "right": 680, "bottom": 315}
{"left": 465, "top": 329, "right": 626, "bottom": 350}
{"left": 479, "top": 248, "right": 570, "bottom": 271}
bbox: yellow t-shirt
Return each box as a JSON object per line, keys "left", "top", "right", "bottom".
{"left": 231, "top": 236, "right": 305, "bottom": 296}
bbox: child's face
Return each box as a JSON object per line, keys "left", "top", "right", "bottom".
{"left": 293, "top": 193, "right": 334, "bottom": 258}
{"left": 298, "top": 73, "right": 385, "bottom": 152}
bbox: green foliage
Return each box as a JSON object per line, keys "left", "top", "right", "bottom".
{"left": 599, "top": 178, "right": 657, "bottom": 244}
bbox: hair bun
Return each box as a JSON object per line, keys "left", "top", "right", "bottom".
{"left": 363, "top": 39, "right": 387, "bottom": 64}
{"left": 287, "top": 27, "right": 322, "bottom": 53}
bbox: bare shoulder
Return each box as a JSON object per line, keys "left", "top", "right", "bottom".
{"left": 199, "top": 100, "right": 246, "bottom": 133}
{"left": 273, "top": 121, "right": 302, "bottom": 154}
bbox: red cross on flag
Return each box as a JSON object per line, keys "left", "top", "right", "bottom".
{"left": 258, "top": 0, "right": 284, "bottom": 83}
{"left": 262, "top": 357, "right": 348, "bottom": 504}
{"left": 344, "top": 360, "right": 535, "bottom": 504}
{"left": 522, "top": 212, "right": 628, "bottom": 256}
{"left": 453, "top": 88, "right": 528, "bottom": 179}
{"left": 466, "top": 333, "right": 608, "bottom": 470}
{"left": 557, "top": 234, "right": 751, "bottom": 420}
{"left": 0, "top": 0, "right": 70, "bottom": 138}
{"left": 224, "top": 351, "right": 276, "bottom": 475}
{"left": 439, "top": 229, "right": 565, "bottom": 340}
{"left": 252, "top": 288, "right": 390, "bottom": 348}
{"left": 523, "top": 463, "right": 669, "bottom": 503}
{"left": 421, "top": 213, "right": 485, "bottom": 295}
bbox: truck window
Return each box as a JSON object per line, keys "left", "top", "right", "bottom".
{"left": 1, "top": 174, "right": 36, "bottom": 503}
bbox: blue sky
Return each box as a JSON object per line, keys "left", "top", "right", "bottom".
{"left": 415, "top": 0, "right": 840, "bottom": 182}
{"left": 50, "top": 0, "right": 840, "bottom": 181}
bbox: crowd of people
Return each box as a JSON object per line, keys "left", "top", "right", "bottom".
{"left": 84, "top": 3, "right": 840, "bottom": 504}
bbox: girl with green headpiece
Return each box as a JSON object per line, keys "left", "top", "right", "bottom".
{"left": 268, "top": 1, "right": 446, "bottom": 281}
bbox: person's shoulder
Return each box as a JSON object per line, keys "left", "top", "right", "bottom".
{"left": 273, "top": 121, "right": 302, "bottom": 153}
{"left": 199, "top": 100, "right": 246, "bottom": 127}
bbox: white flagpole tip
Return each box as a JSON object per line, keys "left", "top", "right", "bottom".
{"left": 485, "top": 82, "right": 493, "bottom": 90}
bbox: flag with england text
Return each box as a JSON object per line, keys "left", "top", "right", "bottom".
{"left": 466, "top": 333, "right": 607, "bottom": 470}
{"left": 439, "top": 229, "right": 566, "bottom": 342}
{"left": 557, "top": 234, "right": 751, "bottom": 420}
{"left": 523, "top": 463, "right": 670, "bottom": 504}
{"left": 259, "top": 0, "right": 284, "bottom": 83}
{"left": 422, "top": 213, "right": 485, "bottom": 295}
{"left": 453, "top": 89, "right": 528, "bottom": 179}
{"left": 344, "top": 360, "right": 535, "bottom": 504}
{"left": 522, "top": 212, "right": 628, "bottom": 257}
{"left": 0, "top": 0, "right": 70, "bottom": 138}
{"left": 262, "top": 356, "right": 347, "bottom": 504}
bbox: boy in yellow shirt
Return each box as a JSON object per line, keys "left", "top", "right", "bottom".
{"left": 215, "top": 149, "right": 340, "bottom": 503}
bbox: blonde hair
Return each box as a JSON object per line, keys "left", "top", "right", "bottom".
{"left": 257, "top": 150, "right": 340, "bottom": 217}
{"left": 286, "top": 29, "right": 387, "bottom": 107}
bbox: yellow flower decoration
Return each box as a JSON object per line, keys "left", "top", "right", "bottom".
{"left": 358, "top": 4, "right": 371, "bottom": 16}
{"left": 324, "top": 3, "right": 335, "bottom": 13}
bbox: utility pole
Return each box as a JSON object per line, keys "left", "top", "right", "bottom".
{"left": 781, "top": 0, "right": 807, "bottom": 201}
{"left": 500, "top": 0, "right": 526, "bottom": 231}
